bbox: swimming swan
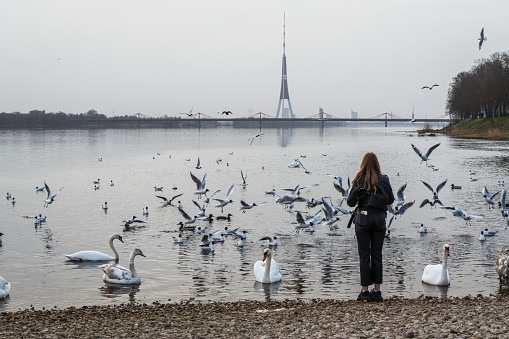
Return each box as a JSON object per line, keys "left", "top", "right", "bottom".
{"left": 100, "top": 248, "right": 145, "bottom": 285}
{"left": 254, "top": 248, "right": 282, "bottom": 283}
{"left": 64, "top": 234, "right": 123, "bottom": 261}
{"left": 0, "top": 276, "right": 10, "bottom": 299}
{"left": 422, "top": 244, "right": 450, "bottom": 285}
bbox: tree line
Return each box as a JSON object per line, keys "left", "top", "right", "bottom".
{"left": 0, "top": 110, "right": 184, "bottom": 127}
{"left": 447, "top": 51, "right": 509, "bottom": 119}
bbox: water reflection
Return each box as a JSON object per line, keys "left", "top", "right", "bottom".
{"left": 421, "top": 282, "right": 449, "bottom": 298}
{"left": 253, "top": 281, "right": 282, "bottom": 301}
{"left": 100, "top": 284, "right": 140, "bottom": 303}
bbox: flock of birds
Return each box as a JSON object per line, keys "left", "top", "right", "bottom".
{"left": 2, "top": 136, "right": 509, "bottom": 301}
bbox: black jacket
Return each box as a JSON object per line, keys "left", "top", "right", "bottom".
{"left": 347, "top": 174, "right": 394, "bottom": 211}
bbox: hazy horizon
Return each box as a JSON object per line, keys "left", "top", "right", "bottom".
{"left": 1, "top": 1, "right": 508, "bottom": 119}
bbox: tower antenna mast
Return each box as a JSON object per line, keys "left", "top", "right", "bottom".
{"left": 275, "top": 12, "right": 295, "bottom": 119}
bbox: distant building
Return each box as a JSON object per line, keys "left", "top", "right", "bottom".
{"left": 351, "top": 109, "right": 358, "bottom": 119}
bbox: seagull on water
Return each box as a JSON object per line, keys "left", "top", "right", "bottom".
{"left": 173, "top": 234, "right": 184, "bottom": 244}
{"left": 260, "top": 236, "right": 278, "bottom": 247}
{"left": 179, "top": 208, "right": 198, "bottom": 225}
{"left": 241, "top": 170, "right": 247, "bottom": 187}
{"left": 43, "top": 181, "right": 63, "bottom": 208}
{"left": 195, "top": 157, "right": 201, "bottom": 169}
{"left": 154, "top": 186, "right": 163, "bottom": 191}
{"left": 411, "top": 143, "right": 441, "bottom": 164}
{"left": 419, "top": 224, "right": 428, "bottom": 233}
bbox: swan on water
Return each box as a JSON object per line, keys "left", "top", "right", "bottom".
{"left": 100, "top": 248, "right": 146, "bottom": 284}
{"left": 0, "top": 276, "right": 10, "bottom": 299}
{"left": 64, "top": 234, "right": 124, "bottom": 261}
{"left": 422, "top": 244, "right": 450, "bottom": 286}
{"left": 254, "top": 248, "right": 282, "bottom": 283}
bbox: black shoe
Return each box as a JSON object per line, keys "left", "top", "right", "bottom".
{"left": 370, "top": 289, "right": 383, "bottom": 302}
{"left": 357, "top": 290, "right": 372, "bottom": 302}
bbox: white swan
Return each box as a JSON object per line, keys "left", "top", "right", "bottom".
{"left": 64, "top": 234, "right": 123, "bottom": 261}
{"left": 0, "top": 276, "right": 10, "bottom": 299}
{"left": 100, "top": 248, "right": 145, "bottom": 284}
{"left": 254, "top": 248, "right": 282, "bottom": 283}
{"left": 422, "top": 244, "right": 450, "bottom": 285}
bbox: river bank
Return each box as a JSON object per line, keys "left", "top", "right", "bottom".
{"left": 1, "top": 295, "right": 509, "bottom": 338}
{"left": 434, "top": 116, "right": 509, "bottom": 140}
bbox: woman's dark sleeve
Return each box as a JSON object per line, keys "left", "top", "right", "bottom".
{"left": 347, "top": 183, "right": 359, "bottom": 207}
{"left": 385, "top": 177, "right": 395, "bottom": 205}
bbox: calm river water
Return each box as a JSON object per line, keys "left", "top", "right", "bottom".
{"left": 0, "top": 125, "right": 508, "bottom": 311}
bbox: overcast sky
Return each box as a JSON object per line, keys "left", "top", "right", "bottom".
{"left": 1, "top": 1, "right": 508, "bottom": 119}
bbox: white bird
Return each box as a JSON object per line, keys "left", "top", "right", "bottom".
{"left": 35, "top": 186, "right": 45, "bottom": 192}
{"left": 34, "top": 216, "right": 40, "bottom": 225}
{"left": 216, "top": 157, "right": 222, "bottom": 165}
{"left": 254, "top": 248, "right": 282, "bottom": 283}
{"left": 388, "top": 200, "right": 415, "bottom": 216}
{"left": 239, "top": 200, "right": 267, "bottom": 213}
{"left": 260, "top": 236, "right": 279, "bottom": 246}
{"left": 200, "top": 241, "right": 216, "bottom": 252}
{"left": 232, "top": 230, "right": 247, "bottom": 240}
{"left": 179, "top": 208, "right": 197, "bottom": 225}
{"left": 173, "top": 234, "right": 183, "bottom": 244}
{"left": 191, "top": 172, "right": 208, "bottom": 198}
{"left": 321, "top": 197, "right": 347, "bottom": 229}
{"left": 122, "top": 216, "right": 146, "bottom": 227}
{"left": 65, "top": 234, "right": 124, "bottom": 262}
{"left": 419, "top": 198, "right": 443, "bottom": 208}
{"left": 421, "top": 179, "right": 447, "bottom": 203}
{"left": 411, "top": 143, "right": 440, "bottom": 164}
{"left": 110, "top": 180, "right": 114, "bottom": 187}
{"left": 43, "top": 181, "right": 64, "bottom": 208}
{"left": 211, "top": 233, "right": 225, "bottom": 242}
{"left": 196, "top": 227, "right": 207, "bottom": 234}
{"left": 441, "top": 206, "right": 483, "bottom": 225}
{"left": 102, "top": 202, "right": 108, "bottom": 210}
{"left": 195, "top": 157, "right": 201, "bottom": 169}
{"left": 478, "top": 27, "right": 487, "bottom": 50}
{"left": 385, "top": 216, "right": 394, "bottom": 237}
{"left": 142, "top": 207, "right": 149, "bottom": 215}
{"left": 213, "top": 184, "right": 236, "bottom": 212}
{"left": 241, "top": 170, "right": 247, "bottom": 186}
{"left": 0, "top": 276, "right": 10, "bottom": 299}
{"left": 156, "top": 193, "right": 183, "bottom": 206}
{"left": 154, "top": 186, "right": 163, "bottom": 191}
{"left": 93, "top": 179, "right": 100, "bottom": 184}
{"left": 0, "top": 232, "right": 3, "bottom": 245}
{"left": 395, "top": 183, "right": 407, "bottom": 207}
{"left": 479, "top": 230, "right": 486, "bottom": 241}
{"left": 100, "top": 248, "right": 146, "bottom": 285}
{"left": 292, "top": 210, "right": 323, "bottom": 233}
{"left": 236, "top": 238, "right": 245, "bottom": 247}
{"left": 501, "top": 189, "right": 509, "bottom": 229}
{"left": 223, "top": 226, "right": 239, "bottom": 236}
{"left": 94, "top": 185, "right": 100, "bottom": 191}
{"left": 482, "top": 186, "right": 500, "bottom": 209}
{"left": 422, "top": 244, "right": 450, "bottom": 286}
{"left": 419, "top": 224, "right": 428, "bottom": 233}
{"left": 192, "top": 200, "right": 206, "bottom": 218}
{"left": 11, "top": 197, "right": 16, "bottom": 204}
{"left": 483, "top": 228, "right": 497, "bottom": 236}
{"left": 203, "top": 189, "right": 221, "bottom": 204}
{"left": 5, "top": 193, "right": 11, "bottom": 199}
{"left": 275, "top": 185, "right": 312, "bottom": 206}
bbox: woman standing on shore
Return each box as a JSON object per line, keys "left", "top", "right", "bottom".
{"left": 347, "top": 152, "right": 394, "bottom": 302}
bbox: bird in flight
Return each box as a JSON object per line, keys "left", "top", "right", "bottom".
{"left": 221, "top": 111, "right": 233, "bottom": 115}
{"left": 478, "top": 27, "right": 487, "bottom": 50}
{"left": 179, "top": 105, "right": 194, "bottom": 117}
{"left": 421, "top": 84, "right": 439, "bottom": 90}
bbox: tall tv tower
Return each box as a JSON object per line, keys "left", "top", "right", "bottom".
{"left": 275, "top": 12, "right": 295, "bottom": 119}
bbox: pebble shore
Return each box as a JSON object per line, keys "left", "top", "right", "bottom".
{"left": 1, "top": 294, "right": 509, "bottom": 338}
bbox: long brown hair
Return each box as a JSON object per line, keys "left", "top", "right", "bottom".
{"left": 352, "top": 152, "right": 382, "bottom": 192}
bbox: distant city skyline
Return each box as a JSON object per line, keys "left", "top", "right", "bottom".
{"left": 1, "top": 1, "right": 508, "bottom": 119}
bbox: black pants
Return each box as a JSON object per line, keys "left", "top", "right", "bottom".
{"left": 355, "top": 208, "right": 386, "bottom": 286}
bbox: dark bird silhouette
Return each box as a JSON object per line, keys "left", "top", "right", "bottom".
{"left": 221, "top": 111, "right": 233, "bottom": 115}
{"left": 421, "top": 84, "right": 439, "bottom": 90}
{"left": 478, "top": 27, "right": 487, "bottom": 50}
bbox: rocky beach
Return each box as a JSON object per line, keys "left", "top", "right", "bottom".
{"left": 1, "top": 294, "right": 509, "bottom": 338}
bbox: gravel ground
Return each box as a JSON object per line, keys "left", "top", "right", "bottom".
{"left": 1, "top": 294, "right": 509, "bottom": 338}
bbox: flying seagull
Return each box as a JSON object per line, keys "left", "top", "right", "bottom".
{"left": 478, "top": 27, "right": 487, "bottom": 50}
{"left": 421, "top": 84, "right": 439, "bottom": 90}
{"left": 411, "top": 143, "right": 440, "bottom": 164}
{"left": 43, "top": 181, "right": 64, "bottom": 208}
